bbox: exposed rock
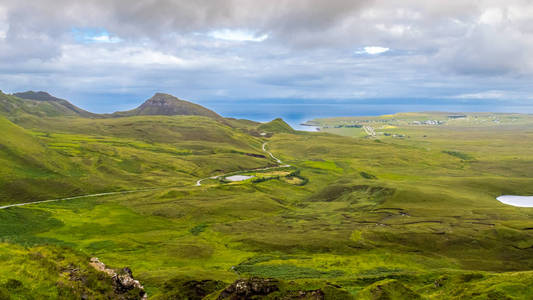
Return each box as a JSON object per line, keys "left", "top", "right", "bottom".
{"left": 89, "top": 257, "right": 147, "bottom": 300}
{"left": 289, "top": 289, "right": 325, "bottom": 299}
{"left": 217, "top": 277, "right": 280, "bottom": 299}
{"left": 89, "top": 257, "right": 115, "bottom": 276}
{"left": 216, "top": 277, "right": 355, "bottom": 300}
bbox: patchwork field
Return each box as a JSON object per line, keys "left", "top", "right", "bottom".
{"left": 1, "top": 104, "right": 533, "bottom": 298}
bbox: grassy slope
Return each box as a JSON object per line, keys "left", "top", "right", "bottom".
{"left": 257, "top": 118, "right": 295, "bottom": 133}
{"left": 0, "top": 243, "right": 122, "bottom": 299}
{"left": 110, "top": 93, "right": 222, "bottom": 120}
{"left": 0, "top": 116, "right": 90, "bottom": 204}
{"left": 12, "top": 91, "right": 98, "bottom": 118}
{"left": 0, "top": 91, "right": 96, "bottom": 120}
{"left": 0, "top": 114, "right": 271, "bottom": 205}
{"left": 1, "top": 112, "right": 533, "bottom": 298}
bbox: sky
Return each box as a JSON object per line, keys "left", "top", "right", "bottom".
{"left": 0, "top": 0, "right": 533, "bottom": 113}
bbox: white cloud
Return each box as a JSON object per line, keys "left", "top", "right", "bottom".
{"left": 450, "top": 90, "right": 507, "bottom": 99}
{"left": 89, "top": 33, "right": 121, "bottom": 43}
{"left": 375, "top": 23, "right": 410, "bottom": 36}
{"left": 2, "top": 0, "right": 533, "bottom": 109}
{"left": 357, "top": 46, "right": 390, "bottom": 55}
{"left": 478, "top": 8, "right": 503, "bottom": 25}
{"left": 0, "top": 6, "right": 8, "bottom": 39}
{"left": 208, "top": 29, "right": 268, "bottom": 42}
{"left": 59, "top": 45, "right": 191, "bottom": 67}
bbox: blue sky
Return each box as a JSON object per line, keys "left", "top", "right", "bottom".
{"left": 0, "top": 0, "right": 533, "bottom": 113}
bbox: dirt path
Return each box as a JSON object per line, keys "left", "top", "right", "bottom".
{"left": 0, "top": 187, "right": 164, "bottom": 210}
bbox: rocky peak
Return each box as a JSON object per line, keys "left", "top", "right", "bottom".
{"left": 111, "top": 92, "right": 222, "bottom": 119}
{"left": 141, "top": 93, "right": 178, "bottom": 107}
{"left": 14, "top": 91, "right": 61, "bottom": 102}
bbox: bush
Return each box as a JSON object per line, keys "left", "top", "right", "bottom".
{"left": 360, "top": 172, "right": 377, "bottom": 179}
{"left": 442, "top": 150, "right": 473, "bottom": 161}
{"left": 3, "top": 279, "right": 23, "bottom": 291}
{"left": 190, "top": 224, "right": 208, "bottom": 236}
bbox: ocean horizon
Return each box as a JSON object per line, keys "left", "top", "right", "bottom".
{"left": 195, "top": 99, "right": 533, "bottom": 130}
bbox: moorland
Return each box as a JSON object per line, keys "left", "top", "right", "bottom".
{"left": 1, "top": 91, "right": 533, "bottom": 299}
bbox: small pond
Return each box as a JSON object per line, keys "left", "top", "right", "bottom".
{"left": 225, "top": 175, "right": 255, "bottom": 182}
{"left": 496, "top": 195, "right": 533, "bottom": 207}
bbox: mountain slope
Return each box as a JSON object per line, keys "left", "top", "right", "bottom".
{"left": 257, "top": 118, "right": 295, "bottom": 133}
{"left": 111, "top": 93, "right": 222, "bottom": 119}
{"left": 0, "top": 115, "right": 51, "bottom": 175}
{"left": 0, "top": 110, "right": 270, "bottom": 205}
{"left": 0, "top": 116, "right": 82, "bottom": 204}
{"left": 3, "top": 91, "right": 97, "bottom": 118}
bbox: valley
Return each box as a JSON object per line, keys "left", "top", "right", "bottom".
{"left": 1, "top": 92, "right": 533, "bottom": 299}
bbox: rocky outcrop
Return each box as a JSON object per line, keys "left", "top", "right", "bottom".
{"left": 289, "top": 289, "right": 325, "bottom": 299}
{"left": 217, "top": 277, "right": 353, "bottom": 299}
{"left": 89, "top": 257, "right": 147, "bottom": 300}
{"left": 217, "top": 277, "right": 279, "bottom": 299}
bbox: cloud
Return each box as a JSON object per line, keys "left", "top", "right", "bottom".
{"left": 0, "top": 0, "right": 533, "bottom": 111}
{"left": 0, "top": 6, "right": 7, "bottom": 39}
{"left": 72, "top": 28, "right": 122, "bottom": 43}
{"left": 450, "top": 90, "right": 507, "bottom": 99}
{"left": 478, "top": 8, "right": 503, "bottom": 25}
{"left": 356, "top": 46, "right": 390, "bottom": 55}
{"left": 208, "top": 29, "right": 268, "bottom": 42}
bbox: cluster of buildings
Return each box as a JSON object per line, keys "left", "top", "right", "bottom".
{"left": 411, "top": 120, "right": 445, "bottom": 126}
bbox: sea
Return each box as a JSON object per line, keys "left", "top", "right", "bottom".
{"left": 195, "top": 99, "right": 533, "bottom": 131}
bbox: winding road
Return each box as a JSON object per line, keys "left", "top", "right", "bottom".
{"left": 0, "top": 142, "right": 287, "bottom": 209}
{"left": 195, "top": 142, "right": 289, "bottom": 186}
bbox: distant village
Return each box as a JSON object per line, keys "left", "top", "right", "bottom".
{"left": 307, "top": 113, "right": 517, "bottom": 133}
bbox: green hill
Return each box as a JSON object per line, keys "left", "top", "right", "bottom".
{"left": 2, "top": 91, "right": 533, "bottom": 298}
{"left": 111, "top": 93, "right": 222, "bottom": 119}
{"left": 1, "top": 91, "right": 97, "bottom": 118}
{"left": 257, "top": 118, "right": 295, "bottom": 133}
{"left": 2, "top": 91, "right": 222, "bottom": 122}
{"left": 0, "top": 112, "right": 269, "bottom": 205}
{"left": 0, "top": 115, "right": 54, "bottom": 176}
{"left": 0, "top": 116, "right": 83, "bottom": 204}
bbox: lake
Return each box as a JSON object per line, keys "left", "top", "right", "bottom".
{"left": 497, "top": 195, "right": 533, "bottom": 207}
{"left": 225, "top": 175, "right": 255, "bottom": 182}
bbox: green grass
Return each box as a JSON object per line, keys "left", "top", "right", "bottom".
{"left": 234, "top": 263, "right": 345, "bottom": 279}
{"left": 0, "top": 243, "right": 119, "bottom": 299}
{"left": 257, "top": 118, "right": 295, "bottom": 133}
{"left": 442, "top": 150, "right": 474, "bottom": 161}
{"left": 0, "top": 114, "right": 273, "bottom": 205}
{"left": 1, "top": 110, "right": 533, "bottom": 298}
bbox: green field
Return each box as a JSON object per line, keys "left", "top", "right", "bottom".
{"left": 1, "top": 94, "right": 533, "bottom": 299}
